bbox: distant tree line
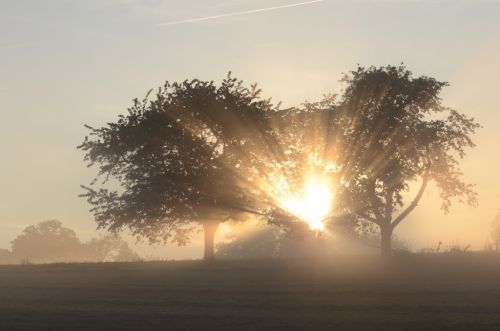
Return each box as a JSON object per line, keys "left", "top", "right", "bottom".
{"left": 0, "top": 220, "right": 140, "bottom": 265}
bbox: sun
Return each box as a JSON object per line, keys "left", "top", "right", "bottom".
{"left": 279, "top": 176, "right": 333, "bottom": 231}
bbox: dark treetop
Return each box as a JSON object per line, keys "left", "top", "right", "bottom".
{"left": 79, "top": 75, "right": 279, "bottom": 246}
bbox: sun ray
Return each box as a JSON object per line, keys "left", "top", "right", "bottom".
{"left": 275, "top": 175, "right": 334, "bottom": 231}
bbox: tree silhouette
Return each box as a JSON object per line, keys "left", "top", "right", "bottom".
{"left": 8, "top": 220, "right": 140, "bottom": 263}
{"left": 331, "top": 65, "right": 480, "bottom": 256}
{"left": 79, "top": 66, "right": 479, "bottom": 259}
{"left": 11, "top": 220, "right": 82, "bottom": 263}
{"left": 79, "top": 75, "right": 277, "bottom": 261}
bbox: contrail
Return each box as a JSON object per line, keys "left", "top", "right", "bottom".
{"left": 158, "top": 0, "right": 323, "bottom": 26}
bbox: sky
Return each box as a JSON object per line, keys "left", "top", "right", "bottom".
{"left": 0, "top": 0, "right": 499, "bottom": 258}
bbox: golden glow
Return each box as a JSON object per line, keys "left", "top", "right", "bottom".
{"left": 278, "top": 176, "right": 333, "bottom": 231}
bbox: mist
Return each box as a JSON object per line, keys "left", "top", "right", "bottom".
{"left": 1, "top": 0, "right": 500, "bottom": 330}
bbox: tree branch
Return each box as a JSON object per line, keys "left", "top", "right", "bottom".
{"left": 368, "top": 181, "right": 385, "bottom": 224}
{"left": 390, "top": 173, "right": 429, "bottom": 229}
{"left": 357, "top": 211, "right": 380, "bottom": 225}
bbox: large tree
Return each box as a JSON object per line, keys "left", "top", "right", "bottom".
{"left": 79, "top": 75, "right": 277, "bottom": 261}
{"left": 331, "top": 65, "right": 480, "bottom": 256}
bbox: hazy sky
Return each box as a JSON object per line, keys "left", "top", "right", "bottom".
{"left": 1, "top": 0, "right": 499, "bottom": 258}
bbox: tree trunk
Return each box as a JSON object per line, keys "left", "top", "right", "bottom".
{"left": 203, "top": 221, "right": 219, "bottom": 262}
{"left": 380, "top": 224, "right": 393, "bottom": 257}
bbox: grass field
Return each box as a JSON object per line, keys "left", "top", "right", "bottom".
{"left": 1, "top": 255, "right": 500, "bottom": 330}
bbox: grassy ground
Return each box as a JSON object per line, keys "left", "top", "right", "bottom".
{"left": 1, "top": 255, "right": 500, "bottom": 330}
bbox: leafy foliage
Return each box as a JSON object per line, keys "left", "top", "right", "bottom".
{"left": 333, "top": 65, "right": 479, "bottom": 228}
{"left": 264, "top": 65, "right": 479, "bottom": 254}
{"left": 79, "top": 74, "right": 278, "bottom": 245}
{"left": 11, "top": 220, "right": 82, "bottom": 263}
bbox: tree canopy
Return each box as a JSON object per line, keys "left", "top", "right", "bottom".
{"left": 330, "top": 65, "right": 479, "bottom": 255}
{"left": 79, "top": 75, "right": 279, "bottom": 260}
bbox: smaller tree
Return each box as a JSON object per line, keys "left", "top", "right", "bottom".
{"left": 491, "top": 210, "right": 500, "bottom": 251}
{"left": 82, "top": 235, "right": 140, "bottom": 262}
{"left": 9, "top": 220, "right": 140, "bottom": 264}
{"left": 11, "top": 220, "right": 82, "bottom": 264}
